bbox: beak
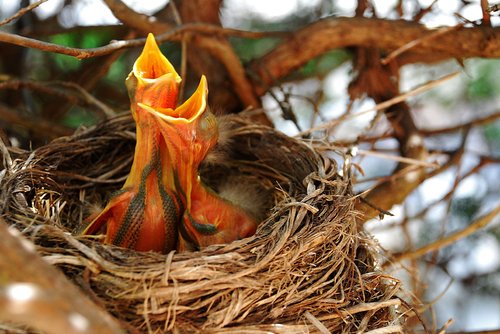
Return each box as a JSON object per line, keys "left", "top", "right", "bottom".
{"left": 138, "top": 75, "right": 208, "bottom": 124}
{"left": 127, "top": 33, "right": 182, "bottom": 110}
{"left": 134, "top": 33, "right": 179, "bottom": 81}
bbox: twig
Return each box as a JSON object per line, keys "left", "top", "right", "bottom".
{"left": 421, "top": 112, "right": 500, "bottom": 136}
{"left": 414, "top": 0, "right": 438, "bottom": 22}
{"left": 190, "top": 33, "right": 262, "bottom": 108}
{"left": 0, "top": 103, "right": 72, "bottom": 138}
{"left": 304, "top": 311, "right": 330, "bottom": 334}
{"left": 490, "top": 4, "right": 500, "bottom": 14}
{"left": 437, "top": 318, "right": 454, "bottom": 334}
{"left": 0, "top": 0, "right": 48, "bottom": 26}
{"left": 169, "top": 2, "right": 187, "bottom": 104}
{"left": 385, "top": 205, "right": 500, "bottom": 267}
{"left": 55, "top": 82, "right": 116, "bottom": 117}
{"left": 364, "top": 326, "right": 404, "bottom": 334}
{"left": 481, "top": 0, "right": 492, "bottom": 27}
{"left": 0, "top": 79, "right": 116, "bottom": 119}
{"left": 102, "top": 0, "right": 170, "bottom": 34}
{"left": 317, "top": 299, "right": 401, "bottom": 320}
{"left": 300, "top": 72, "right": 460, "bottom": 136}
{"left": 0, "top": 79, "right": 74, "bottom": 99}
{"left": 354, "top": 164, "right": 421, "bottom": 186}
{"left": 381, "top": 24, "right": 464, "bottom": 65}
{"left": 357, "top": 196, "right": 395, "bottom": 218}
{"left": 333, "top": 111, "right": 500, "bottom": 146}
{"left": 412, "top": 154, "right": 486, "bottom": 220}
{"left": 427, "top": 127, "right": 469, "bottom": 180}
{"left": 356, "top": 148, "right": 439, "bottom": 168}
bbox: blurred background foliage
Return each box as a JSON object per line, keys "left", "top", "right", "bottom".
{"left": 0, "top": 0, "right": 499, "bottom": 332}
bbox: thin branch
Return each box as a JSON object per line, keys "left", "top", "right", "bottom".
{"left": 350, "top": 42, "right": 427, "bottom": 222}
{"left": 421, "top": 112, "right": 500, "bottom": 136}
{"left": 446, "top": 330, "right": 500, "bottom": 334}
{"left": 0, "top": 0, "right": 49, "bottom": 26}
{"left": 490, "top": 4, "right": 500, "bottom": 13}
{"left": 56, "top": 82, "right": 116, "bottom": 117}
{"left": 385, "top": 205, "right": 500, "bottom": 268}
{"left": 357, "top": 196, "right": 395, "bottom": 218}
{"left": 410, "top": 156, "right": 492, "bottom": 222}
{"left": 0, "top": 17, "right": 496, "bottom": 72}
{"left": 481, "top": 0, "right": 492, "bottom": 27}
{"left": 316, "top": 299, "right": 401, "bottom": 320}
{"left": 356, "top": 148, "right": 439, "bottom": 168}
{"left": 334, "top": 111, "right": 500, "bottom": 146}
{"left": 0, "top": 103, "right": 72, "bottom": 138}
{"left": 102, "top": 0, "right": 171, "bottom": 34}
{"left": 426, "top": 127, "right": 469, "bottom": 179}
{"left": 193, "top": 35, "right": 261, "bottom": 107}
{"left": 169, "top": 1, "right": 187, "bottom": 103}
{"left": 299, "top": 72, "right": 459, "bottom": 136}
{"left": 414, "top": 0, "right": 438, "bottom": 22}
{"left": 102, "top": 0, "right": 261, "bottom": 109}
{"left": 0, "top": 79, "right": 116, "bottom": 118}
{"left": 381, "top": 24, "right": 464, "bottom": 65}
{"left": 0, "top": 23, "right": 286, "bottom": 60}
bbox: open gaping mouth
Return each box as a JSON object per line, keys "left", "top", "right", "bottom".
{"left": 133, "top": 34, "right": 181, "bottom": 82}
{"left": 129, "top": 33, "right": 208, "bottom": 123}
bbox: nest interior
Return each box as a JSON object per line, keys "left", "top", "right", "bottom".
{"left": 0, "top": 113, "right": 405, "bottom": 333}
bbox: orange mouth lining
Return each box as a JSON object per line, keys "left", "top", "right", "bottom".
{"left": 138, "top": 75, "right": 208, "bottom": 123}
{"left": 133, "top": 34, "right": 181, "bottom": 82}
{"left": 130, "top": 34, "right": 207, "bottom": 122}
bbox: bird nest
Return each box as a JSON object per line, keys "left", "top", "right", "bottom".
{"left": 0, "top": 113, "right": 405, "bottom": 333}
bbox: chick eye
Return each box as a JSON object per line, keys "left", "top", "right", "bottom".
{"left": 198, "top": 110, "right": 218, "bottom": 140}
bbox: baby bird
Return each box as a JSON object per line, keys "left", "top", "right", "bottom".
{"left": 82, "top": 34, "right": 257, "bottom": 253}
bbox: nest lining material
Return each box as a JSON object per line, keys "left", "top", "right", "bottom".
{"left": 0, "top": 113, "right": 404, "bottom": 333}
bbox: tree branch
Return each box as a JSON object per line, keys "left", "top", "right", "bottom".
{"left": 102, "top": 0, "right": 171, "bottom": 33}
{"left": 333, "top": 111, "right": 500, "bottom": 146}
{"left": 0, "top": 103, "right": 72, "bottom": 139}
{"left": 0, "top": 219, "right": 124, "bottom": 334}
{"left": 249, "top": 17, "right": 500, "bottom": 93}
{"left": 193, "top": 35, "right": 261, "bottom": 107}
{"left": 103, "top": 0, "right": 262, "bottom": 112}
{"left": 346, "top": 40, "right": 429, "bottom": 221}
{"left": 0, "top": 24, "right": 285, "bottom": 59}
{"left": 384, "top": 204, "right": 500, "bottom": 267}
{"left": 0, "top": 0, "right": 48, "bottom": 26}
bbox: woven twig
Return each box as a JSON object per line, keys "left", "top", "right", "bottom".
{"left": 0, "top": 114, "right": 405, "bottom": 333}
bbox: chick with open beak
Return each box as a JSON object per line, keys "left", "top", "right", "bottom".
{"left": 82, "top": 34, "right": 257, "bottom": 253}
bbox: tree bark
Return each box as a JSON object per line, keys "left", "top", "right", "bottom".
{"left": 0, "top": 220, "right": 124, "bottom": 334}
